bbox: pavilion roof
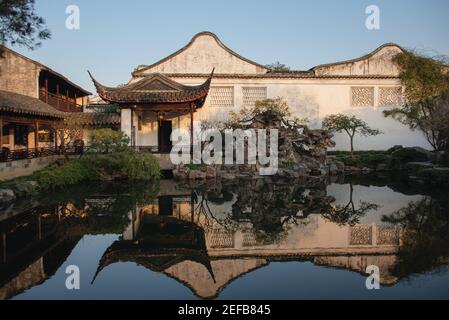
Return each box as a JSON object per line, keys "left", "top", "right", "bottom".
{"left": 88, "top": 69, "right": 214, "bottom": 105}
{"left": 64, "top": 112, "right": 120, "bottom": 127}
{"left": 0, "top": 90, "right": 64, "bottom": 119}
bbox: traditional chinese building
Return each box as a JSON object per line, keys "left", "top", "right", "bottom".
{"left": 0, "top": 46, "right": 119, "bottom": 168}
{"left": 90, "top": 32, "right": 431, "bottom": 151}
{"left": 89, "top": 70, "right": 213, "bottom": 152}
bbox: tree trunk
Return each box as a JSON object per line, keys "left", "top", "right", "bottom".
{"left": 350, "top": 135, "right": 354, "bottom": 157}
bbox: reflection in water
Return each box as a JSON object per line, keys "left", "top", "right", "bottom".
{"left": 1, "top": 176, "right": 449, "bottom": 299}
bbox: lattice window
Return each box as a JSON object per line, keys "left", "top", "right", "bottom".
{"left": 209, "top": 87, "right": 234, "bottom": 107}
{"left": 209, "top": 229, "right": 234, "bottom": 248}
{"left": 376, "top": 225, "right": 400, "bottom": 245}
{"left": 379, "top": 87, "right": 403, "bottom": 106}
{"left": 242, "top": 87, "right": 267, "bottom": 106}
{"left": 349, "top": 225, "right": 373, "bottom": 246}
{"left": 351, "top": 87, "right": 374, "bottom": 107}
{"left": 242, "top": 232, "right": 257, "bottom": 247}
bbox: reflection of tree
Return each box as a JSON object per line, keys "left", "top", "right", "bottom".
{"left": 382, "top": 196, "right": 449, "bottom": 278}
{"left": 321, "top": 184, "right": 380, "bottom": 226}
{"left": 192, "top": 180, "right": 334, "bottom": 245}
{"left": 35, "top": 181, "right": 160, "bottom": 235}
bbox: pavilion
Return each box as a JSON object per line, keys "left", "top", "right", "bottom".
{"left": 88, "top": 69, "right": 214, "bottom": 153}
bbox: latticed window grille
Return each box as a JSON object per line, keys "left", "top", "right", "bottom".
{"left": 242, "top": 87, "right": 267, "bottom": 106}
{"left": 349, "top": 225, "right": 373, "bottom": 246}
{"left": 351, "top": 87, "right": 374, "bottom": 107}
{"left": 242, "top": 232, "right": 257, "bottom": 247}
{"left": 379, "top": 87, "right": 403, "bottom": 106}
{"left": 209, "top": 229, "right": 234, "bottom": 248}
{"left": 209, "top": 86, "right": 234, "bottom": 107}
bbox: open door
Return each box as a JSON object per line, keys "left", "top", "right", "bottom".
{"left": 158, "top": 120, "right": 172, "bottom": 153}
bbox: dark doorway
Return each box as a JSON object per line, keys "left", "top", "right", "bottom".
{"left": 14, "top": 125, "right": 29, "bottom": 147}
{"left": 158, "top": 196, "right": 174, "bottom": 216}
{"left": 158, "top": 120, "right": 172, "bottom": 153}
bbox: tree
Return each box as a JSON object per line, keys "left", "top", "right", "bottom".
{"left": 266, "top": 61, "right": 290, "bottom": 72}
{"left": 383, "top": 51, "right": 449, "bottom": 151}
{"left": 322, "top": 114, "right": 382, "bottom": 155}
{"left": 0, "top": 0, "right": 50, "bottom": 54}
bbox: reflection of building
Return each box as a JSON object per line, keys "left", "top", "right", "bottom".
{"left": 93, "top": 182, "right": 403, "bottom": 299}
{"left": 91, "top": 32, "right": 430, "bottom": 151}
{"left": 0, "top": 205, "right": 86, "bottom": 300}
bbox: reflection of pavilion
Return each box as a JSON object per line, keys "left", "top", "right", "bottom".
{"left": 93, "top": 183, "right": 404, "bottom": 299}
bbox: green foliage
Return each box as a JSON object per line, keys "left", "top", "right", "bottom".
{"left": 266, "top": 61, "right": 291, "bottom": 72}
{"left": 322, "top": 114, "right": 382, "bottom": 154}
{"left": 29, "top": 151, "right": 160, "bottom": 190}
{"left": 0, "top": 0, "right": 51, "bottom": 54}
{"left": 384, "top": 52, "right": 449, "bottom": 151}
{"left": 229, "top": 97, "right": 291, "bottom": 126}
{"left": 329, "top": 150, "right": 390, "bottom": 168}
{"left": 89, "top": 129, "right": 130, "bottom": 153}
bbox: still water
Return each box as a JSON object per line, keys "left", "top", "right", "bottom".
{"left": 1, "top": 174, "right": 449, "bottom": 300}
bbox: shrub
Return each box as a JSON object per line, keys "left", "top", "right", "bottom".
{"left": 89, "top": 129, "right": 130, "bottom": 153}
{"left": 31, "top": 151, "right": 160, "bottom": 190}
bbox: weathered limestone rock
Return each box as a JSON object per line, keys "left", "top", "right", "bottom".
{"left": 189, "top": 170, "right": 207, "bottom": 180}
{"left": 0, "top": 189, "right": 16, "bottom": 208}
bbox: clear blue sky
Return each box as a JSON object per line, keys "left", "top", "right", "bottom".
{"left": 11, "top": 0, "right": 449, "bottom": 92}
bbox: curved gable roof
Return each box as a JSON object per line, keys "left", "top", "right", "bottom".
{"left": 312, "top": 43, "right": 405, "bottom": 76}
{"left": 133, "top": 32, "right": 269, "bottom": 76}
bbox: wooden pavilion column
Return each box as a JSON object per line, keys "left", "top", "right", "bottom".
{"left": 0, "top": 116, "right": 3, "bottom": 150}
{"left": 190, "top": 103, "right": 194, "bottom": 156}
{"left": 45, "top": 78, "right": 49, "bottom": 103}
{"left": 56, "top": 84, "right": 60, "bottom": 110}
{"left": 34, "top": 121, "right": 39, "bottom": 154}
{"left": 66, "top": 89, "right": 69, "bottom": 112}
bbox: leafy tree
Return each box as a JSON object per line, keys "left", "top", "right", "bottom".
{"left": 0, "top": 0, "right": 50, "bottom": 54}
{"left": 89, "top": 129, "right": 130, "bottom": 153}
{"left": 228, "top": 97, "right": 293, "bottom": 126}
{"left": 384, "top": 51, "right": 449, "bottom": 151}
{"left": 322, "top": 114, "right": 382, "bottom": 155}
{"left": 266, "top": 61, "right": 290, "bottom": 72}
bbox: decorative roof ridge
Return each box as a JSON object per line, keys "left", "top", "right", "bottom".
{"left": 311, "top": 43, "right": 406, "bottom": 71}
{"left": 132, "top": 31, "right": 269, "bottom": 76}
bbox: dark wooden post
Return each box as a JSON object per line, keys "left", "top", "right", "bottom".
{"left": 66, "top": 89, "right": 69, "bottom": 111}
{"left": 34, "top": 121, "right": 39, "bottom": 155}
{"left": 0, "top": 117, "right": 3, "bottom": 150}
{"left": 190, "top": 103, "right": 194, "bottom": 156}
{"left": 56, "top": 84, "right": 60, "bottom": 109}
{"left": 74, "top": 93, "right": 77, "bottom": 110}
{"left": 45, "top": 78, "right": 49, "bottom": 103}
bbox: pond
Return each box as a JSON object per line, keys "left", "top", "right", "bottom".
{"left": 1, "top": 174, "right": 449, "bottom": 300}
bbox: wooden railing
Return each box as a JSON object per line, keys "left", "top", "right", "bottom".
{"left": 0, "top": 146, "right": 87, "bottom": 162}
{"left": 39, "top": 89, "right": 83, "bottom": 113}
